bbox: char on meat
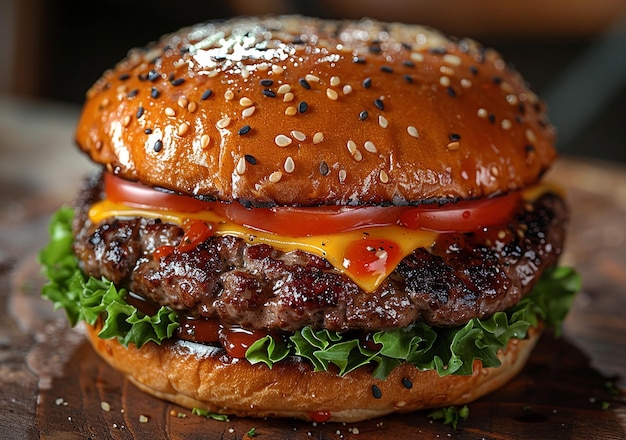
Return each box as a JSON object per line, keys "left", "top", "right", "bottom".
{"left": 72, "top": 174, "right": 567, "bottom": 331}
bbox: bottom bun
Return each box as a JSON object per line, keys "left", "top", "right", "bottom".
{"left": 85, "top": 323, "right": 541, "bottom": 423}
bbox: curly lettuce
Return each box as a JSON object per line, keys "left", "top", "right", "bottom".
{"left": 39, "top": 206, "right": 580, "bottom": 379}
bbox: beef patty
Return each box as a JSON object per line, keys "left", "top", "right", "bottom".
{"left": 72, "top": 174, "right": 567, "bottom": 332}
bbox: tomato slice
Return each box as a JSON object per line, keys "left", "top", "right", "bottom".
{"left": 103, "top": 173, "right": 521, "bottom": 235}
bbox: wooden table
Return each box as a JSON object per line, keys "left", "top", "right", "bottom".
{"left": 1, "top": 95, "right": 625, "bottom": 439}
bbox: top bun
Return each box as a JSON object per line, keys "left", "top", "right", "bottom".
{"left": 75, "top": 15, "right": 556, "bottom": 207}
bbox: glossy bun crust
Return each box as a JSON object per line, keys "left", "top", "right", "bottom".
{"left": 76, "top": 16, "right": 556, "bottom": 207}
{"left": 86, "top": 322, "right": 541, "bottom": 422}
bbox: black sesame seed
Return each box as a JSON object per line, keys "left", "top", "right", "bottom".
{"left": 447, "top": 86, "right": 457, "bottom": 97}
{"left": 403, "top": 60, "right": 415, "bottom": 68}
{"left": 469, "top": 66, "right": 479, "bottom": 76}
{"left": 153, "top": 139, "right": 163, "bottom": 152}
{"left": 359, "top": 110, "right": 369, "bottom": 121}
{"left": 380, "top": 65, "right": 393, "bottom": 73}
{"left": 201, "top": 89, "right": 213, "bottom": 100}
{"left": 238, "top": 125, "right": 251, "bottom": 136}
{"left": 299, "top": 78, "right": 311, "bottom": 90}
{"left": 260, "top": 79, "right": 274, "bottom": 87}
{"left": 136, "top": 106, "right": 144, "bottom": 119}
{"left": 488, "top": 113, "right": 496, "bottom": 124}
{"left": 371, "top": 385, "right": 382, "bottom": 399}
{"left": 352, "top": 56, "right": 366, "bottom": 64}
{"left": 374, "top": 98, "right": 384, "bottom": 110}
{"left": 368, "top": 44, "right": 382, "bottom": 54}
{"left": 150, "top": 87, "right": 160, "bottom": 99}
{"left": 170, "top": 77, "right": 185, "bottom": 86}
{"left": 492, "top": 76, "right": 503, "bottom": 85}
{"left": 244, "top": 154, "right": 257, "bottom": 164}
{"left": 404, "top": 74, "right": 413, "bottom": 83}
{"left": 127, "top": 89, "right": 139, "bottom": 98}
{"left": 449, "top": 133, "right": 461, "bottom": 141}
{"left": 518, "top": 103, "right": 526, "bottom": 114}
{"left": 262, "top": 89, "right": 276, "bottom": 98}
{"left": 291, "top": 37, "right": 304, "bottom": 45}
{"left": 144, "top": 128, "right": 153, "bottom": 134}
{"left": 119, "top": 73, "right": 131, "bottom": 81}
{"left": 362, "top": 77, "right": 372, "bottom": 89}
{"left": 525, "top": 144, "right": 535, "bottom": 153}
{"left": 429, "top": 47, "right": 447, "bottom": 55}
{"left": 319, "top": 161, "right": 330, "bottom": 176}
{"left": 402, "top": 377, "right": 413, "bottom": 389}
{"left": 298, "top": 101, "right": 308, "bottom": 113}
{"left": 147, "top": 70, "right": 160, "bottom": 81}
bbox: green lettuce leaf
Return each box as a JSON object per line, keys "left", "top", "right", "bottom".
{"left": 39, "top": 207, "right": 580, "bottom": 378}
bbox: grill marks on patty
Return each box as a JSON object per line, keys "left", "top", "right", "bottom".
{"left": 72, "top": 174, "right": 567, "bottom": 331}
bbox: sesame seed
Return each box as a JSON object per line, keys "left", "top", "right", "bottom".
{"left": 144, "top": 128, "right": 153, "bottom": 134}
{"left": 403, "top": 60, "right": 415, "bottom": 67}
{"left": 127, "top": 88, "right": 139, "bottom": 98}
{"left": 260, "top": 79, "right": 273, "bottom": 87}
{"left": 118, "top": 73, "right": 130, "bottom": 81}
{"left": 283, "top": 92, "right": 294, "bottom": 102}
{"left": 501, "top": 119, "right": 512, "bottom": 130}
{"left": 245, "top": 154, "right": 257, "bottom": 165}
{"left": 284, "top": 156, "right": 296, "bottom": 173}
{"left": 404, "top": 74, "right": 413, "bottom": 83}
{"left": 407, "top": 126, "right": 419, "bottom": 138}
{"left": 460, "top": 78, "right": 472, "bottom": 88}
{"left": 275, "top": 134, "right": 292, "bottom": 147}
{"left": 153, "top": 139, "right": 163, "bottom": 152}
{"left": 347, "top": 140, "right": 357, "bottom": 154}
{"left": 269, "top": 170, "right": 283, "bottom": 183}
{"left": 101, "top": 401, "right": 111, "bottom": 411}
{"left": 239, "top": 97, "right": 253, "bottom": 107}
{"left": 488, "top": 113, "right": 496, "bottom": 124}
{"left": 371, "top": 385, "right": 382, "bottom": 399}
{"left": 170, "top": 77, "right": 185, "bottom": 86}
{"left": 147, "top": 70, "right": 160, "bottom": 81}
{"left": 359, "top": 110, "right": 369, "bottom": 121}
{"left": 491, "top": 165, "right": 500, "bottom": 176}
{"left": 379, "top": 170, "right": 389, "bottom": 183}
{"left": 430, "top": 47, "right": 447, "bottom": 55}
{"left": 446, "top": 141, "right": 460, "bottom": 151}
{"left": 150, "top": 87, "right": 160, "bottom": 98}
{"left": 187, "top": 102, "right": 197, "bottom": 113}
{"left": 216, "top": 117, "right": 231, "bottom": 129}
{"left": 353, "top": 149, "right": 363, "bottom": 161}
{"left": 410, "top": 52, "right": 424, "bottom": 62}
{"left": 378, "top": 115, "right": 388, "bottom": 129}
{"left": 500, "top": 81, "right": 515, "bottom": 94}
{"left": 242, "top": 106, "right": 256, "bottom": 118}
{"left": 299, "top": 78, "right": 311, "bottom": 89}
{"left": 443, "top": 54, "right": 462, "bottom": 66}
{"left": 177, "top": 122, "right": 189, "bottom": 136}
{"left": 374, "top": 98, "right": 384, "bottom": 110}
{"left": 326, "top": 88, "right": 338, "bottom": 100}
{"left": 277, "top": 84, "right": 291, "bottom": 94}
{"left": 319, "top": 161, "right": 330, "bottom": 176}
{"left": 224, "top": 90, "right": 234, "bottom": 101}
{"left": 201, "top": 89, "right": 213, "bottom": 100}
{"left": 449, "top": 133, "right": 461, "bottom": 141}
{"left": 439, "top": 76, "right": 450, "bottom": 87}
{"left": 200, "top": 134, "right": 210, "bottom": 149}
{"left": 262, "top": 89, "right": 276, "bottom": 98}
{"left": 298, "top": 101, "right": 308, "bottom": 113}
{"left": 176, "top": 96, "right": 188, "bottom": 109}
{"left": 364, "top": 141, "right": 377, "bottom": 153}
{"left": 439, "top": 66, "right": 455, "bottom": 76}
{"left": 164, "top": 107, "right": 176, "bottom": 117}
{"left": 338, "top": 169, "right": 347, "bottom": 183}
{"left": 447, "top": 86, "right": 457, "bottom": 97}
{"left": 313, "top": 132, "right": 324, "bottom": 144}
{"left": 380, "top": 66, "right": 393, "bottom": 73}
{"left": 291, "top": 130, "right": 306, "bottom": 141}
{"left": 362, "top": 77, "right": 372, "bottom": 89}
{"left": 525, "top": 128, "right": 537, "bottom": 143}
{"left": 352, "top": 56, "right": 366, "bottom": 64}
{"left": 285, "top": 106, "right": 297, "bottom": 116}
{"left": 305, "top": 74, "right": 320, "bottom": 83}
{"left": 238, "top": 125, "right": 251, "bottom": 135}
{"left": 330, "top": 76, "right": 341, "bottom": 86}
{"left": 136, "top": 106, "right": 144, "bottom": 119}
{"left": 271, "top": 64, "right": 284, "bottom": 74}
{"left": 477, "top": 108, "right": 488, "bottom": 118}
{"left": 342, "top": 84, "right": 353, "bottom": 95}
{"left": 506, "top": 94, "right": 519, "bottom": 105}
{"left": 122, "top": 115, "right": 131, "bottom": 127}
{"left": 236, "top": 157, "right": 246, "bottom": 175}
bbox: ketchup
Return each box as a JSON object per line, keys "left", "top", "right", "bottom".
{"left": 310, "top": 410, "right": 332, "bottom": 423}
{"left": 343, "top": 238, "right": 401, "bottom": 283}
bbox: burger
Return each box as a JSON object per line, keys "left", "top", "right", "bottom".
{"left": 39, "top": 15, "right": 580, "bottom": 423}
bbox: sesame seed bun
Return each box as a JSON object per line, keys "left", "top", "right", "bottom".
{"left": 75, "top": 15, "right": 556, "bottom": 207}
{"left": 85, "top": 321, "right": 542, "bottom": 422}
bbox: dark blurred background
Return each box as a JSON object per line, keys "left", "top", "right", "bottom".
{"left": 1, "top": 0, "right": 625, "bottom": 162}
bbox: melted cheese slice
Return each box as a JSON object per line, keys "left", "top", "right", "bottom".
{"left": 89, "top": 200, "right": 438, "bottom": 292}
